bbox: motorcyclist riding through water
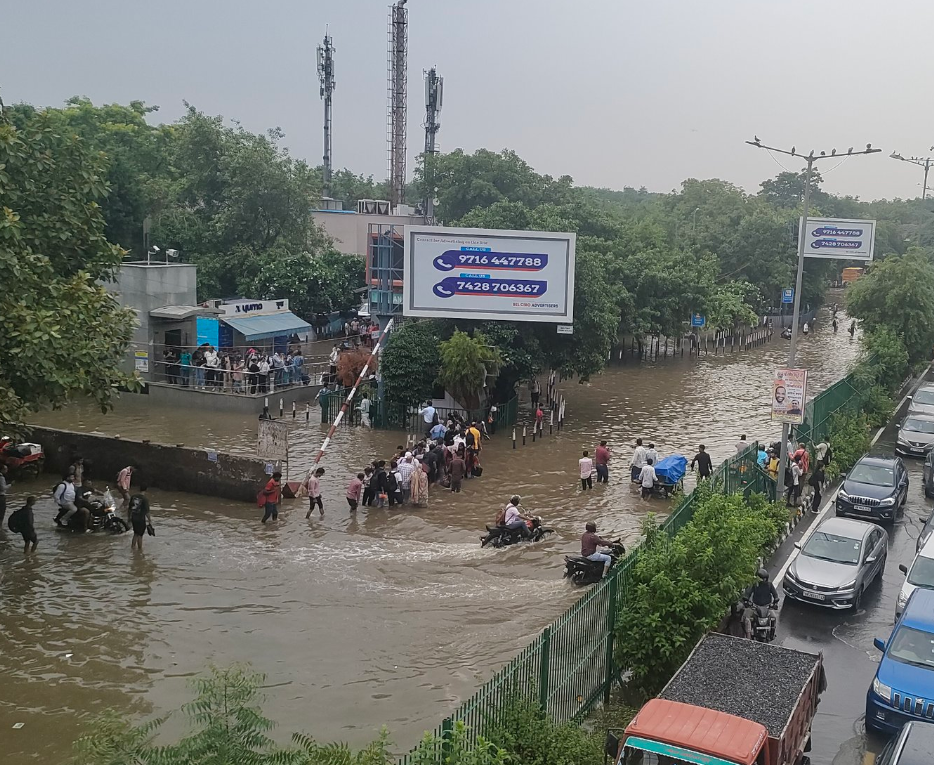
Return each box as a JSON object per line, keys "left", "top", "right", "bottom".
{"left": 581, "top": 521, "right": 614, "bottom": 577}
{"left": 502, "top": 496, "right": 533, "bottom": 539}
{"left": 743, "top": 567, "right": 779, "bottom": 639}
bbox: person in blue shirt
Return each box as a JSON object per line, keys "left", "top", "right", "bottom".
{"left": 429, "top": 421, "right": 447, "bottom": 441}
{"left": 757, "top": 446, "right": 769, "bottom": 469}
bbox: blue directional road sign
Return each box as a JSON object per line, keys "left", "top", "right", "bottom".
{"left": 691, "top": 313, "right": 706, "bottom": 327}
{"left": 782, "top": 288, "right": 794, "bottom": 304}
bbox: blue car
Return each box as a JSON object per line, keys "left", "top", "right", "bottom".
{"left": 867, "top": 589, "right": 934, "bottom": 735}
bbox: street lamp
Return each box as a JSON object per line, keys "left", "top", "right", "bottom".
{"left": 890, "top": 150, "right": 934, "bottom": 200}
{"left": 746, "top": 138, "right": 881, "bottom": 495}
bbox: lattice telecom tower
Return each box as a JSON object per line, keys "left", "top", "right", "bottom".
{"left": 387, "top": 0, "right": 408, "bottom": 207}
{"left": 422, "top": 67, "right": 443, "bottom": 222}
{"left": 317, "top": 31, "right": 336, "bottom": 198}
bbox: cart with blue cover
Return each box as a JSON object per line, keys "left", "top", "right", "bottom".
{"left": 653, "top": 454, "right": 687, "bottom": 498}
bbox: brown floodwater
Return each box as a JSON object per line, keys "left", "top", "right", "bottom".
{"left": 1, "top": 304, "right": 859, "bottom": 763}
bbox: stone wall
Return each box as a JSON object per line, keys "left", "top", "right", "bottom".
{"left": 28, "top": 426, "right": 276, "bottom": 503}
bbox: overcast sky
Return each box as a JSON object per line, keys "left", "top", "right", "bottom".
{"left": 5, "top": 0, "right": 933, "bottom": 201}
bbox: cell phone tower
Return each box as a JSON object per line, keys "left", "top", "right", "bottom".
{"left": 387, "top": 0, "right": 408, "bottom": 208}
{"left": 422, "top": 67, "right": 443, "bottom": 222}
{"left": 317, "top": 30, "right": 336, "bottom": 198}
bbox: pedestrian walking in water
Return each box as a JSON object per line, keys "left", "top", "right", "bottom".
{"left": 8, "top": 496, "right": 38, "bottom": 554}
{"left": 849, "top": 320, "right": 856, "bottom": 338}
{"left": 450, "top": 448, "right": 466, "bottom": 493}
{"left": 304, "top": 467, "right": 325, "bottom": 518}
{"left": 346, "top": 473, "right": 364, "bottom": 513}
{"left": 361, "top": 466, "right": 375, "bottom": 507}
{"left": 691, "top": 445, "right": 713, "bottom": 479}
{"left": 0, "top": 464, "right": 9, "bottom": 525}
{"left": 260, "top": 471, "right": 282, "bottom": 523}
{"left": 530, "top": 378, "right": 541, "bottom": 407}
{"left": 645, "top": 442, "right": 659, "bottom": 466}
{"left": 535, "top": 406, "right": 544, "bottom": 433}
{"left": 832, "top": 317, "right": 838, "bottom": 333}
{"left": 129, "top": 485, "right": 152, "bottom": 551}
{"left": 579, "top": 450, "right": 594, "bottom": 490}
{"left": 630, "top": 438, "right": 647, "bottom": 483}
{"left": 639, "top": 458, "right": 657, "bottom": 500}
{"left": 358, "top": 393, "right": 372, "bottom": 428}
{"left": 116, "top": 464, "right": 134, "bottom": 513}
{"left": 410, "top": 457, "right": 429, "bottom": 507}
{"left": 594, "top": 440, "right": 610, "bottom": 483}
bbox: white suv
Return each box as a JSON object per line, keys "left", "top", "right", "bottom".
{"left": 897, "top": 534, "right": 934, "bottom": 618}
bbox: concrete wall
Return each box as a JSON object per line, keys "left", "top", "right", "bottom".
{"left": 28, "top": 426, "right": 275, "bottom": 503}
{"left": 312, "top": 211, "right": 427, "bottom": 257}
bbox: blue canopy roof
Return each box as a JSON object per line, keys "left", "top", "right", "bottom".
{"left": 221, "top": 311, "right": 312, "bottom": 341}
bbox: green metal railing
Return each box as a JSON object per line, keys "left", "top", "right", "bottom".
{"left": 397, "top": 442, "right": 772, "bottom": 763}
{"left": 793, "top": 371, "right": 865, "bottom": 448}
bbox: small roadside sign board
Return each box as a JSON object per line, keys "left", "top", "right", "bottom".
{"left": 556, "top": 325, "right": 574, "bottom": 335}
{"left": 691, "top": 313, "right": 705, "bottom": 328}
{"left": 782, "top": 288, "right": 794, "bottom": 304}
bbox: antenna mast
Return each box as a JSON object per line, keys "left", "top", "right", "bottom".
{"left": 387, "top": 0, "right": 408, "bottom": 208}
{"left": 317, "top": 30, "right": 336, "bottom": 198}
{"left": 423, "top": 67, "right": 443, "bottom": 223}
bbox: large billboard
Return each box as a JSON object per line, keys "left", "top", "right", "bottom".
{"left": 403, "top": 226, "right": 576, "bottom": 323}
{"left": 802, "top": 217, "right": 876, "bottom": 261}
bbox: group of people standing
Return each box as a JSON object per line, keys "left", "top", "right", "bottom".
{"left": 162, "top": 343, "right": 308, "bottom": 394}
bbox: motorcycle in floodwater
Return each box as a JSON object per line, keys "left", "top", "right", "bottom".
{"left": 57, "top": 488, "right": 130, "bottom": 534}
{"left": 480, "top": 516, "right": 553, "bottom": 548}
{"left": 563, "top": 542, "right": 626, "bottom": 586}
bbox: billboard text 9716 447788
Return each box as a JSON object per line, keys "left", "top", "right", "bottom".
{"left": 402, "top": 226, "right": 576, "bottom": 323}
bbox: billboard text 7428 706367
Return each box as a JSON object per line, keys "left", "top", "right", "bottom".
{"left": 402, "top": 226, "right": 576, "bottom": 323}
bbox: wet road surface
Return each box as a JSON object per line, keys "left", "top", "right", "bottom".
{"left": 771, "top": 366, "right": 934, "bottom": 765}
{"left": 1, "top": 305, "right": 859, "bottom": 763}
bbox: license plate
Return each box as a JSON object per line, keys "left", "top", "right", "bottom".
{"left": 856, "top": 505, "right": 871, "bottom": 513}
{"left": 802, "top": 590, "right": 825, "bottom": 600}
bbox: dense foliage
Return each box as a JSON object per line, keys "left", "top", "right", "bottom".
{"left": 0, "top": 111, "right": 137, "bottom": 431}
{"left": 613, "top": 488, "right": 788, "bottom": 699}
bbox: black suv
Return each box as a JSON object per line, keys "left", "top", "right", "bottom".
{"left": 836, "top": 455, "right": 908, "bottom": 523}
{"left": 877, "top": 721, "right": 934, "bottom": 764}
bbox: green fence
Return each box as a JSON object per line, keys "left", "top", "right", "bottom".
{"left": 793, "top": 368, "right": 866, "bottom": 448}
{"left": 398, "top": 442, "right": 773, "bottom": 763}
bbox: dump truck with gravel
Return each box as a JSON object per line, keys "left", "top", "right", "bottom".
{"left": 609, "top": 633, "right": 826, "bottom": 765}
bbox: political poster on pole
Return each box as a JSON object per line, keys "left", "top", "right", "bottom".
{"left": 771, "top": 369, "right": 808, "bottom": 424}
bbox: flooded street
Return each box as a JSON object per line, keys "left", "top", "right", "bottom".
{"left": 2, "top": 306, "right": 860, "bottom": 763}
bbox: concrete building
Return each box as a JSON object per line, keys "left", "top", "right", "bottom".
{"left": 312, "top": 199, "right": 427, "bottom": 259}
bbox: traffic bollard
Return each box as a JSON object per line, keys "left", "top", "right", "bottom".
{"left": 512, "top": 428, "right": 517, "bottom": 449}
{"left": 549, "top": 410, "right": 554, "bottom": 435}
{"left": 292, "top": 402, "right": 296, "bottom": 418}
{"left": 522, "top": 425, "right": 527, "bottom": 446}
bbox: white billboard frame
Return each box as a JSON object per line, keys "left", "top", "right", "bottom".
{"left": 403, "top": 226, "right": 576, "bottom": 323}
{"left": 801, "top": 217, "right": 876, "bottom": 261}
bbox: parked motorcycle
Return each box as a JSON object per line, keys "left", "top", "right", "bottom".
{"left": 480, "top": 516, "right": 553, "bottom": 548}
{"left": 0, "top": 437, "right": 44, "bottom": 479}
{"left": 563, "top": 542, "right": 626, "bottom": 586}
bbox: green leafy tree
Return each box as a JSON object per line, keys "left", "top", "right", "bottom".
{"left": 438, "top": 330, "right": 502, "bottom": 409}
{"left": 325, "top": 168, "right": 390, "bottom": 205}
{"left": 757, "top": 169, "right": 828, "bottom": 209}
{"left": 846, "top": 250, "right": 934, "bottom": 363}
{"left": 381, "top": 321, "right": 443, "bottom": 409}
{"left": 0, "top": 111, "right": 137, "bottom": 431}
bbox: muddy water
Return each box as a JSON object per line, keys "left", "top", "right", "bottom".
{"left": 2, "top": 305, "right": 859, "bottom": 763}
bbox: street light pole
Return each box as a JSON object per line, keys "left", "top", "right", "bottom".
{"left": 890, "top": 152, "right": 934, "bottom": 200}
{"left": 746, "top": 139, "right": 881, "bottom": 500}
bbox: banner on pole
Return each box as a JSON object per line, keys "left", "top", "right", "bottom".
{"left": 771, "top": 368, "right": 808, "bottom": 424}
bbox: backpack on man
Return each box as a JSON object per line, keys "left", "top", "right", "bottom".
{"left": 7, "top": 508, "right": 23, "bottom": 533}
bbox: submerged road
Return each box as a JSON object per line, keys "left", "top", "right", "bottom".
{"left": 1, "top": 303, "right": 859, "bottom": 764}
{"left": 770, "top": 367, "right": 934, "bottom": 765}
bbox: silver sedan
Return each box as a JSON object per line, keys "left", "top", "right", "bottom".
{"left": 783, "top": 517, "right": 887, "bottom": 610}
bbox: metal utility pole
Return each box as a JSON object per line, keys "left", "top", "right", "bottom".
{"left": 746, "top": 139, "right": 881, "bottom": 496}
{"left": 317, "top": 31, "right": 336, "bottom": 198}
{"left": 387, "top": 0, "right": 408, "bottom": 208}
{"left": 422, "top": 66, "right": 443, "bottom": 222}
{"left": 890, "top": 150, "right": 934, "bottom": 200}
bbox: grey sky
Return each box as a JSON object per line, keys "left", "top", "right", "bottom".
{"left": 4, "top": 0, "right": 933, "bottom": 202}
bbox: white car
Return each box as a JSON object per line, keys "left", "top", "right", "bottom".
{"left": 897, "top": 534, "right": 934, "bottom": 618}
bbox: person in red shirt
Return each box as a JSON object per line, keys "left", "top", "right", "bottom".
{"left": 535, "top": 406, "right": 544, "bottom": 433}
{"left": 260, "top": 472, "right": 282, "bottom": 524}
{"left": 346, "top": 472, "right": 364, "bottom": 513}
{"left": 594, "top": 440, "right": 611, "bottom": 483}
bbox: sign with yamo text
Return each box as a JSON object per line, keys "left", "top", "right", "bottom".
{"left": 771, "top": 368, "right": 808, "bottom": 425}
{"left": 403, "top": 226, "right": 576, "bottom": 323}
{"left": 220, "top": 299, "right": 290, "bottom": 317}
{"left": 801, "top": 218, "right": 876, "bottom": 261}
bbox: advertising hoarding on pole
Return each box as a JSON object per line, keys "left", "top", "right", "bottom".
{"left": 403, "top": 226, "right": 576, "bottom": 323}
{"left": 801, "top": 217, "right": 876, "bottom": 261}
{"left": 771, "top": 368, "right": 808, "bottom": 425}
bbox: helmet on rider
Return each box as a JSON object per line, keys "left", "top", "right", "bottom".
{"left": 510, "top": 495, "right": 521, "bottom": 505}
{"left": 757, "top": 567, "right": 769, "bottom": 580}
{"left": 585, "top": 521, "right": 597, "bottom": 533}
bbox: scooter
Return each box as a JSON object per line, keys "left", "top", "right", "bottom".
{"left": 563, "top": 542, "right": 626, "bottom": 586}
{"left": 480, "top": 516, "right": 553, "bottom": 548}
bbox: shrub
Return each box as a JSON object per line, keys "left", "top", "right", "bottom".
{"left": 823, "top": 411, "right": 872, "bottom": 481}
{"left": 613, "top": 489, "right": 785, "bottom": 699}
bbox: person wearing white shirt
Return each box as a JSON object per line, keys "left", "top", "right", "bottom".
{"left": 419, "top": 404, "right": 437, "bottom": 436}
{"left": 579, "top": 450, "right": 594, "bottom": 491}
{"left": 630, "top": 438, "right": 647, "bottom": 482}
{"left": 502, "top": 496, "right": 531, "bottom": 539}
{"left": 644, "top": 443, "right": 659, "bottom": 466}
{"left": 735, "top": 435, "right": 749, "bottom": 454}
{"left": 639, "top": 459, "right": 657, "bottom": 500}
